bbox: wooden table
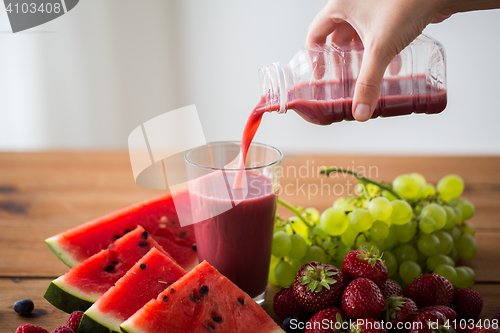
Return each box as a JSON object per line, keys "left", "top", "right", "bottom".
{"left": 1, "top": 152, "right": 499, "bottom": 332}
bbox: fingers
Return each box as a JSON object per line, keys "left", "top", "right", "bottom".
{"left": 306, "top": 6, "right": 339, "bottom": 46}
{"left": 330, "top": 22, "right": 356, "bottom": 46}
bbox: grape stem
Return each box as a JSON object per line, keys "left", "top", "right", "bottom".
{"left": 319, "top": 167, "right": 404, "bottom": 200}
{"left": 277, "top": 198, "right": 310, "bottom": 226}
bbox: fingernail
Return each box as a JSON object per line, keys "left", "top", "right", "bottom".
{"left": 354, "top": 104, "right": 371, "bottom": 121}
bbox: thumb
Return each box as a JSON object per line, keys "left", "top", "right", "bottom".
{"left": 352, "top": 48, "right": 393, "bottom": 122}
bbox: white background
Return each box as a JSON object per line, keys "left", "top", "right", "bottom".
{"left": 1, "top": 0, "right": 499, "bottom": 155}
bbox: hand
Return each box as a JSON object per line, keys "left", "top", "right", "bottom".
{"left": 307, "top": 0, "right": 452, "bottom": 121}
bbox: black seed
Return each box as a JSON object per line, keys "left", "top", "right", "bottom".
{"left": 200, "top": 285, "right": 209, "bottom": 296}
{"left": 113, "top": 261, "right": 119, "bottom": 265}
{"left": 170, "top": 288, "right": 175, "bottom": 294}
{"left": 180, "top": 232, "right": 187, "bottom": 238}
{"left": 163, "top": 295, "right": 168, "bottom": 302}
{"left": 213, "top": 317, "right": 222, "bottom": 323}
{"left": 192, "top": 244, "right": 197, "bottom": 251}
{"left": 13, "top": 299, "right": 34, "bottom": 315}
{"left": 105, "top": 265, "right": 115, "bottom": 272}
{"left": 113, "top": 235, "right": 120, "bottom": 240}
{"left": 207, "top": 324, "right": 215, "bottom": 330}
{"left": 141, "top": 231, "right": 148, "bottom": 239}
{"left": 238, "top": 298, "right": 244, "bottom": 305}
{"left": 191, "top": 294, "right": 200, "bottom": 303}
{"left": 138, "top": 242, "right": 148, "bottom": 247}
{"left": 124, "top": 229, "right": 132, "bottom": 234}
{"left": 140, "top": 263, "right": 147, "bottom": 270}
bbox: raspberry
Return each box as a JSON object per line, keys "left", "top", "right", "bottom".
{"left": 15, "top": 324, "right": 49, "bottom": 333}
{"left": 66, "top": 311, "right": 84, "bottom": 332}
{"left": 50, "top": 326, "right": 74, "bottom": 333}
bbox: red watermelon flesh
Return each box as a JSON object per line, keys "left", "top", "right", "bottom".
{"left": 80, "top": 247, "right": 187, "bottom": 333}
{"left": 45, "top": 190, "right": 198, "bottom": 271}
{"left": 44, "top": 226, "right": 169, "bottom": 313}
{"left": 120, "top": 261, "right": 284, "bottom": 333}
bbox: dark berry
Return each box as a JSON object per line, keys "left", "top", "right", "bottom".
{"left": 13, "top": 299, "right": 34, "bottom": 315}
{"left": 283, "top": 317, "right": 305, "bottom": 333}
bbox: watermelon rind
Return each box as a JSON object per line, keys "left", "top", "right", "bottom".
{"left": 46, "top": 235, "right": 79, "bottom": 268}
{"left": 44, "top": 280, "right": 94, "bottom": 313}
{"left": 78, "top": 313, "right": 117, "bottom": 333}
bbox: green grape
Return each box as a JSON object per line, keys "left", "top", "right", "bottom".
{"left": 274, "top": 225, "right": 285, "bottom": 234}
{"left": 290, "top": 216, "right": 310, "bottom": 240}
{"left": 394, "top": 244, "right": 418, "bottom": 263}
{"left": 275, "top": 260, "right": 295, "bottom": 287}
{"left": 409, "top": 173, "right": 427, "bottom": 187}
{"left": 434, "top": 264, "right": 457, "bottom": 285}
{"left": 417, "top": 233, "right": 440, "bottom": 256}
{"left": 368, "top": 197, "right": 392, "bottom": 221}
{"left": 417, "top": 250, "right": 428, "bottom": 264}
{"left": 384, "top": 228, "right": 398, "bottom": 251}
{"left": 333, "top": 197, "right": 356, "bottom": 211}
{"left": 272, "top": 231, "right": 292, "bottom": 257}
{"left": 434, "top": 230, "right": 454, "bottom": 255}
{"left": 370, "top": 221, "right": 390, "bottom": 241}
{"left": 448, "top": 198, "right": 475, "bottom": 221}
{"left": 305, "top": 207, "right": 321, "bottom": 225}
{"left": 349, "top": 208, "right": 373, "bottom": 232}
{"left": 399, "top": 260, "right": 422, "bottom": 284}
{"left": 460, "top": 266, "right": 476, "bottom": 286}
{"left": 448, "top": 227, "right": 460, "bottom": 242}
{"left": 313, "top": 226, "right": 330, "bottom": 243}
{"left": 288, "top": 259, "right": 304, "bottom": 273}
{"left": 419, "top": 216, "right": 437, "bottom": 234}
{"left": 437, "top": 174, "right": 464, "bottom": 202}
{"left": 427, "top": 254, "right": 455, "bottom": 271}
{"left": 304, "top": 245, "right": 327, "bottom": 263}
{"left": 389, "top": 200, "right": 413, "bottom": 225}
{"left": 320, "top": 207, "right": 349, "bottom": 236}
{"left": 288, "top": 233, "right": 308, "bottom": 260}
{"left": 341, "top": 227, "right": 359, "bottom": 248}
{"left": 393, "top": 175, "right": 422, "bottom": 199}
{"left": 454, "top": 266, "right": 474, "bottom": 288}
{"left": 268, "top": 255, "right": 281, "bottom": 285}
{"left": 443, "top": 206, "right": 457, "bottom": 229}
{"left": 455, "top": 234, "right": 477, "bottom": 260}
{"left": 393, "top": 221, "right": 417, "bottom": 243}
{"left": 359, "top": 242, "right": 380, "bottom": 254}
{"left": 285, "top": 223, "right": 294, "bottom": 235}
{"left": 354, "top": 233, "right": 368, "bottom": 250}
{"left": 321, "top": 240, "right": 338, "bottom": 258}
{"left": 366, "top": 183, "right": 380, "bottom": 196}
{"left": 460, "top": 222, "right": 476, "bottom": 236}
{"left": 420, "top": 203, "right": 447, "bottom": 230}
{"left": 453, "top": 206, "right": 463, "bottom": 225}
{"left": 448, "top": 247, "right": 459, "bottom": 263}
{"left": 422, "top": 183, "right": 437, "bottom": 198}
{"left": 370, "top": 239, "right": 386, "bottom": 252}
{"left": 382, "top": 190, "right": 398, "bottom": 201}
{"left": 384, "top": 250, "right": 398, "bottom": 277}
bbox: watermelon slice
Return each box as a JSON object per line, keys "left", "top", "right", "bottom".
{"left": 120, "top": 261, "right": 284, "bottom": 333}
{"left": 78, "top": 247, "right": 186, "bottom": 333}
{"left": 45, "top": 190, "right": 198, "bottom": 271}
{"left": 44, "top": 226, "right": 169, "bottom": 313}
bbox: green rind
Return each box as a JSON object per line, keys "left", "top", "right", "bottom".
{"left": 44, "top": 281, "right": 94, "bottom": 313}
{"left": 78, "top": 313, "right": 117, "bottom": 333}
{"left": 45, "top": 236, "right": 79, "bottom": 268}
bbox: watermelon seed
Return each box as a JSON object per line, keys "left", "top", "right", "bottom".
{"left": 113, "top": 235, "right": 120, "bottom": 240}
{"left": 207, "top": 324, "right": 215, "bottom": 330}
{"left": 191, "top": 294, "right": 200, "bottom": 303}
{"left": 213, "top": 317, "right": 222, "bottom": 323}
{"left": 140, "top": 264, "right": 147, "bottom": 270}
{"left": 180, "top": 232, "right": 187, "bottom": 238}
{"left": 124, "top": 229, "right": 132, "bottom": 235}
{"left": 238, "top": 298, "right": 244, "bottom": 305}
{"left": 104, "top": 265, "right": 115, "bottom": 272}
{"left": 113, "top": 261, "right": 119, "bottom": 265}
{"left": 163, "top": 295, "right": 168, "bottom": 302}
{"left": 192, "top": 244, "right": 197, "bottom": 252}
{"left": 141, "top": 231, "right": 148, "bottom": 239}
{"left": 200, "top": 285, "right": 209, "bottom": 296}
{"left": 170, "top": 288, "right": 175, "bottom": 294}
{"left": 138, "top": 242, "right": 148, "bottom": 247}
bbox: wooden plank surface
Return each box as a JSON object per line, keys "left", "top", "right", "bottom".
{"left": 0, "top": 152, "right": 499, "bottom": 332}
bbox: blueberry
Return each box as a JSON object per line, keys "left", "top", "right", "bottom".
{"left": 283, "top": 316, "right": 305, "bottom": 333}
{"left": 13, "top": 299, "right": 34, "bottom": 315}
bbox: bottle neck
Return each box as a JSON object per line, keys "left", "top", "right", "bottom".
{"left": 258, "top": 62, "right": 294, "bottom": 114}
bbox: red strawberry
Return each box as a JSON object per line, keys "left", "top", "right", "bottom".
{"left": 341, "top": 277, "right": 385, "bottom": 319}
{"left": 409, "top": 310, "right": 449, "bottom": 333}
{"left": 273, "top": 287, "right": 312, "bottom": 321}
{"left": 342, "top": 248, "right": 388, "bottom": 287}
{"left": 293, "top": 261, "right": 347, "bottom": 313}
{"left": 382, "top": 296, "right": 419, "bottom": 326}
{"left": 454, "top": 288, "right": 483, "bottom": 319}
{"left": 351, "top": 318, "right": 388, "bottom": 333}
{"left": 15, "top": 324, "right": 49, "bottom": 333}
{"left": 50, "top": 327, "right": 74, "bottom": 333}
{"left": 66, "top": 311, "right": 84, "bottom": 332}
{"left": 305, "top": 307, "right": 345, "bottom": 333}
{"left": 405, "top": 274, "right": 454, "bottom": 308}
{"left": 420, "top": 305, "right": 457, "bottom": 321}
{"left": 379, "top": 279, "right": 404, "bottom": 298}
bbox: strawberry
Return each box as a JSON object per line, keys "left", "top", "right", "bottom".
{"left": 15, "top": 324, "right": 49, "bottom": 333}
{"left": 454, "top": 288, "right": 483, "bottom": 319}
{"left": 341, "top": 277, "right": 385, "bottom": 319}
{"left": 409, "top": 310, "right": 450, "bottom": 333}
{"left": 420, "top": 305, "right": 457, "bottom": 321}
{"left": 405, "top": 274, "right": 454, "bottom": 308}
{"left": 305, "top": 307, "right": 345, "bottom": 333}
{"left": 66, "top": 311, "right": 84, "bottom": 332}
{"left": 379, "top": 279, "right": 404, "bottom": 298}
{"left": 50, "top": 327, "right": 74, "bottom": 333}
{"left": 351, "top": 318, "right": 388, "bottom": 333}
{"left": 273, "top": 287, "right": 312, "bottom": 321}
{"left": 341, "top": 247, "right": 388, "bottom": 287}
{"left": 293, "top": 261, "right": 347, "bottom": 313}
{"left": 382, "top": 296, "right": 419, "bottom": 326}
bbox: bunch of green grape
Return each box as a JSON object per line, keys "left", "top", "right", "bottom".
{"left": 269, "top": 172, "right": 478, "bottom": 291}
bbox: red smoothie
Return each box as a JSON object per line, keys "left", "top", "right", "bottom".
{"left": 191, "top": 171, "right": 278, "bottom": 298}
